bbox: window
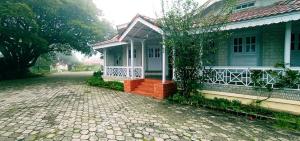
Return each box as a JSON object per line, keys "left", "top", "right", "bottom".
{"left": 299, "top": 34, "right": 300, "bottom": 50}
{"left": 234, "top": 38, "right": 243, "bottom": 53}
{"left": 128, "top": 49, "right": 136, "bottom": 58}
{"left": 235, "top": 1, "right": 255, "bottom": 10}
{"left": 246, "top": 36, "right": 256, "bottom": 52}
{"left": 233, "top": 35, "right": 257, "bottom": 54}
{"left": 148, "top": 48, "right": 153, "bottom": 58}
{"left": 291, "top": 33, "right": 300, "bottom": 50}
{"left": 291, "top": 33, "right": 295, "bottom": 50}
{"left": 154, "top": 48, "right": 160, "bottom": 58}
{"left": 134, "top": 49, "right": 136, "bottom": 58}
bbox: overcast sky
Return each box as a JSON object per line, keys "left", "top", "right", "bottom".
{"left": 93, "top": 0, "right": 209, "bottom": 26}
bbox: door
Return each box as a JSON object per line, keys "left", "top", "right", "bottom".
{"left": 291, "top": 33, "right": 300, "bottom": 66}
{"left": 147, "top": 46, "right": 162, "bottom": 71}
{"left": 128, "top": 48, "right": 137, "bottom": 66}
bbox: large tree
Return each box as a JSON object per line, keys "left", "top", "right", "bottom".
{"left": 160, "top": 0, "right": 235, "bottom": 96}
{"left": 0, "top": 0, "right": 113, "bottom": 79}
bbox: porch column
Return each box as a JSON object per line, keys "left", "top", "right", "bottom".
{"left": 284, "top": 22, "right": 292, "bottom": 68}
{"left": 130, "top": 39, "right": 134, "bottom": 79}
{"left": 162, "top": 35, "right": 166, "bottom": 83}
{"left": 141, "top": 40, "right": 145, "bottom": 78}
{"left": 103, "top": 49, "right": 107, "bottom": 76}
{"left": 126, "top": 45, "right": 129, "bottom": 77}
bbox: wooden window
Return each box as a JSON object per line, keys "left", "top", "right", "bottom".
{"left": 128, "top": 49, "right": 131, "bottom": 58}
{"left": 291, "top": 33, "right": 295, "bottom": 50}
{"left": 246, "top": 36, "right": 256, "bottom": 53}
{"left": 128, "top": 49, "right": 137, "bottom": 58}
{"left": 148, "top": 48, "right": 153, "bottom": 58}
{"left": 155, "top": 48, "right": 160, "bottom": 58}
{"left": 134, "top": 49, "right": 136, "bottom": 58}
{"left": 298, "top": 34, "right": 300, "bottom": 50}
{"left": 235, "top": 2, "right": 255, "bottom": 10}
{"left": 234, "top": 38, "right": 243, "bottom": 53}
{"left": 233, "top": 35, "right": 257, "bottom": 54}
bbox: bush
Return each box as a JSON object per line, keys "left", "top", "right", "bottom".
{"left": 93, "top": 71, "right": 103, "bottom": 78}
{"left": 87, "top": 71, "right": 124, "bottom": 91}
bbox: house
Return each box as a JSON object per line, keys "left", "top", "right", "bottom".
{"left": 93, "top": 0, "right": 300, "bottom": 114}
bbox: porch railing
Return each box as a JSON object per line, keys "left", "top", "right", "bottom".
{"left": 203, "top": 66, "right": 300, "bottom": 90}
{"left": 105, "top": 66, "right": 143, "bottom": 78}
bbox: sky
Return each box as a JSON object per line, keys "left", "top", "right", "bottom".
{"left": 93, "top": 0, "right": 209, "bottom": 26}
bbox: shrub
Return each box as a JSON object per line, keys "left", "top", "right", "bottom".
{"left": 93, "top": 71, "right": 103, "bottom": 78}
{"left": 87, "top": 71, "right": 124, "bottom": 91}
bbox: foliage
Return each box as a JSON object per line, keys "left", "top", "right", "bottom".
{"left": 276, "top": 69, "right": 300, "bottom": 89}
{"left": 93, "top": 71, "right": 103, "bottom": 78}
{"left": 251, "top": 70, "right": 272, "bottom": 91}
{"left": 71, "top": 64, "right": 100, "bottom": 72}
{"left": 30, "top": 66, "right": 52, "bottom": 74}
{"left": 160, "top": 0, "right": 236, "bottom": 96}
{"left": 87, "top": 71, "right": 124, "bottom": 91}
{"left": 250, "top": 69, "right": 300, "bottom": 91}
{"left": 168, "top": 92, "right": 300, "bottom": 131}
{"left": 0, "top": 0, "right": 114, "bottom": 79}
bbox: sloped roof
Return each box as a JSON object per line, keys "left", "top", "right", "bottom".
{"left": 94, "top": 14, "right": 158, "bottom": 48}
{"left": 229, "top": 0, "right": 300, "bottom": 22}
{"left": 94, "top": 0, "right": 300, "bottom": 48}
{"left": 94, "top": 35, "right": 120, "bottom": 47}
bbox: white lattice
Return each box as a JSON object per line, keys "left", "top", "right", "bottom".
{"left": 105, "top": 66, "right": 143, "bottom": 78}
{"left": 204, "top": 67, "right": 300, "bottom": 90}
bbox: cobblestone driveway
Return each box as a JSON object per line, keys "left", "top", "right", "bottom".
{"left": 0, "top": 72, "right": 299, "bottom": 141}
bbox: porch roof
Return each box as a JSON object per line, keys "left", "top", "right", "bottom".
{"left": 225, "top": 0, "right": 300, "bottom": 30}
{"left": 93, "top": 0, "right": 300, "bottom": 49}
{"left": 93, "top": 14, "right": 162, "bottom": 50}
{"left": 229, "top": 0, "right": 300, "bottom": 23}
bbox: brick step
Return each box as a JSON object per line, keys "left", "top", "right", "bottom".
{"left": 143, "top": 79, "right": 161, "bottom": 83}
{"left": 134, "top": 87, "right": 154, "bottom": 93}
{"left": 135, "top": 84, "right": 154, "bottom": 89}
{"left": 138, "top": 82, "right": 154, "bottom": 87}
{"left": 136, "top": 87, "right": 153, "bottom": 91}
{"left": 131, "top": 90, "right": 154, "bottom": 97}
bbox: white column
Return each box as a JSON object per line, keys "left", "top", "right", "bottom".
{"left": 130, "top": 39, "right": 134, "bottom": 79}
{"left": 126, "top": 45, "right": 129, "bottom": 77}
{"left": 141, "top": 40, "right": 145, "bottom": 78}
{"left": 162, "top": 35, "right": 166, "bottom": 83}
{"left": 284, "top": 22, "right": 292, "bottom": 68}
{"left": 103, "top": 49, "right": 107, "bottom": 76}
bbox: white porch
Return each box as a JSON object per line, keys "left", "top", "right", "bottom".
{"left": 205, "top": 20, "right": 300, "bottom": 90}
{"left": 94, "top": 15, "right": 170, "bottom": 83}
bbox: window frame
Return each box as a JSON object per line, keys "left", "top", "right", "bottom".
{"left": 148, "top": 48, "right": 154, "bottom": 58}
{"left": 291, "top": 33, "right": 295, "bottom": 50}
{"left": 235, "top": 1, "right": 255, "bottom": 11}
{"left": 154, "top": 48, "right": 161, "bottom": 58}
{"left": 232, "top": 34, "right": 258, "bottom": 55}
{"left": 128, "top": 49, "right": 137, "bottom": 59}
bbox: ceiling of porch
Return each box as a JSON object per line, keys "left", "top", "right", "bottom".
{"left": 123, "top": 22, "right": 161, "bottom": 40}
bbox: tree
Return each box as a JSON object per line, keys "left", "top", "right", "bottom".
{"left": 0, "top": 0, "right": 114, "bottom": 79}
{"left": 160, "top": 0, "right": 235, "bottom": 96}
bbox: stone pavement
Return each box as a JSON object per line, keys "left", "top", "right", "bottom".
{"left": 0, "top": 72, "right": 299, "bottom": 141}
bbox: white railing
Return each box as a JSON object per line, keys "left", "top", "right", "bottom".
{"left": 203, "top": 66, "right": 300, "bottom": 90}
{"left": 105, "top": 66, "right": 144, "bottom": 78}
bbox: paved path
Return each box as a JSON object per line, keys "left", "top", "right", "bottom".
{"left": 0, "top": 72, "right": 299, "bottom": 141}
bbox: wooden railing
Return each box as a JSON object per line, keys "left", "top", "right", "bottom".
{"left": 203, "top": 66, "right": 300, "bottom": 90}
{"left": 105, "top": 66, "right": 144, "bottom": 78}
